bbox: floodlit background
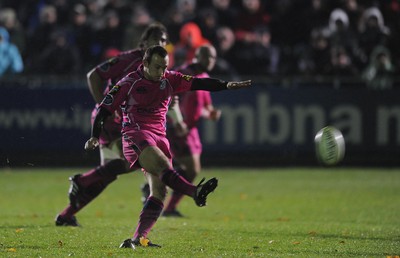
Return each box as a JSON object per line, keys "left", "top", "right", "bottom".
{"left": 1, "top": 0, "right": 400, "bottom": 167}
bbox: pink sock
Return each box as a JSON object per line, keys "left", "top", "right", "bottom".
{"left": 59, "top": 204, "right": 77, "bottom": 218}
{"left": 77, "top": 168, "right": 101, "bottom": 187}
{"left": 133, "top": 196, "right": 164, "bottom": 239}
{"left": 78, "top": 159, "right": 127, "bottom": 187}
{"left": 160, "top": 169, "right": 196, "bottom": 197}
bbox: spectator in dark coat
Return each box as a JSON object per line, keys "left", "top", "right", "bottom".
{"left": 36, "top": 29, "right": 81, "bottom": 75}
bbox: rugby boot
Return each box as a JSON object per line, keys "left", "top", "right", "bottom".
{"left": 193, "top": 177, "right": 218, "bottom": 207}
{"left": 119, "top": 237, "right": 161, "bottom": 249}
{"left": 55, "top": 214, "right": 80, "bottom": 227}
{"left": 162, "top": 209, "right": 184, "bottom": 217}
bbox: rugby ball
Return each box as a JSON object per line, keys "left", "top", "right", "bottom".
{"left": 314, "top": 126, "right": 345, "bottom": 166}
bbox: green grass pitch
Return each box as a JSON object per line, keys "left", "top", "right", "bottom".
{"left": 1, "top": 167, "right": 399, "bottom": 257}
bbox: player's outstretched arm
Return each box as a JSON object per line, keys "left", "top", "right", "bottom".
{"left": 227, "top": 80, "right": 252, "bottom": 90}
{"left": 191, "top": 78, "right": 252, "bottom": 92}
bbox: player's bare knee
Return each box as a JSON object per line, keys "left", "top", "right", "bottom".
{"left": 150, "top": 157, "right": 170, "bottom": 175}
{"left": 156, "top": 158, "right": 170, "bottom": 172}
{"left": 139, "top": 147, "right": 170, "bottom": 174}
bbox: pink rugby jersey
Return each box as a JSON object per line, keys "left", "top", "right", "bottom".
{"left": 100, "top": 65, "right": 194, "bottom": 136}
{"left": 91, "top": 49, "right": 144, "bottom": 144}
{"left": 95, "top": 49, "right": 144, "bottom": 89}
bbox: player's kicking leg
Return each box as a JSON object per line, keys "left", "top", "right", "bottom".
{"left": 163, "top": 154, "right": 201, "bottom": 217}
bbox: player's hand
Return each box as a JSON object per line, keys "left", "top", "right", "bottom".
{"left": 227, "top": 80, "right": 252, "bottom": 90}
{"left": 209, "top": 109, "right": 221, "bottom": 121}
{"left": 84, "top": 137, "right": 99, "bottom": 150}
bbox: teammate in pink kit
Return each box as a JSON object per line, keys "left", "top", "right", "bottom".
{"left": 55, "top": 23, "right": 176, "bottom": 227}
{"left": 85, "top": 45, "right": 251, "bottom": 249}
{"left": 163, "top": 44, "right": 222, "bottom": 217}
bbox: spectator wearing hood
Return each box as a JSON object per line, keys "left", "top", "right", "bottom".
{"left": 328, "top": 8, "right": 358, "bottom": 50}
{"left": 358, "top": 7, "right": 391, "bottom": 66}
{"left": 327, "top": 8, "right": 362, "bottom": 71}
{"left": 0, "top": 26, "right": 23, "bottom": 76}
{"left": 362, "top": 45, "right": 394, "bottom": 90}
{"left": 172, "top": 22, "right": 210, "bottom": 68}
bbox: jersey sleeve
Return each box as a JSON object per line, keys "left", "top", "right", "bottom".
{"left": 99, "top": 79, "right": 130, "bottom": 113}
{"left": 167, "top": 70, "right": 194, "bottom": 94}
{"left": 94, "top": 50, "right": 143, "bottom": 84}
{"left": 95, "top": 57, "right": 120, "bottom": 80}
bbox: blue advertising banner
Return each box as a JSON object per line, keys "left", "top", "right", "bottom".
{"left": 204, "top": 85, "right": 399, "bottom": 151}
{"left": 199, "top": 84, "right": 400, "bottom": 165}
{"left": 1, "top": 87, "right": 93, "bottom": 151}
{"left": 1, "top": 82, "right": 399, "bottom": 166}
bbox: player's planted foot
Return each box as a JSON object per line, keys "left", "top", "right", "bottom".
{"left": 55, "top": 214, "right": 80, "bottom": 227}
{"left": 68, "top": 174, "right": 84, "bottom": 209}
{"left": 193, "top": 177, "right": 218, "bottom": 207}
{"left": 119, "top": 237, "right": 161, "bottom": 249}
{"left": 162, "top": 209, "right": 184, "bottom": 217}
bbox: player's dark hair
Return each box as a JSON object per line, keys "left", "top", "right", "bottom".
{"left": 143, "top": 45, "right": 168, "bottom": 64}
{"left": 139, "top": 22, "right": 168, "bottom": 48}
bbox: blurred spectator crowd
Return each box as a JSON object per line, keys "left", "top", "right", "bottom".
{"left": 0, "top": 0, "right": 399, "bottom": 89}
